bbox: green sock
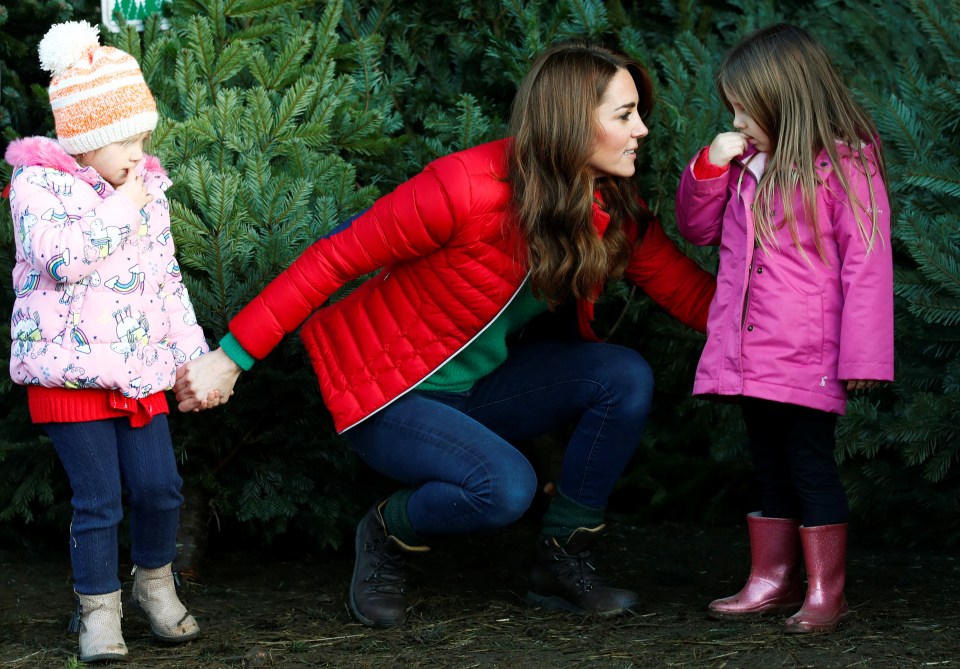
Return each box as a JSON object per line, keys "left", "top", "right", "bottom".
{"left": 382, "top": 489, "right": 426, "bottom": 547}
{"left": 540, "top": 488, "right": 605, "bottom": 539}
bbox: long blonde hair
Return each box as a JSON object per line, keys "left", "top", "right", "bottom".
{"left": 508, "top": 41, "right": 653, "bottom": 306}
{"left": 718, "top": 23, "right": 886, "bottom": 262}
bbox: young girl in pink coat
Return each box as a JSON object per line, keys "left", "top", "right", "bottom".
{"left": 675, "top": 23, "right": 893, "bottom": 633}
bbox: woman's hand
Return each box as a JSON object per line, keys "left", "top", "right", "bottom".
{"left": 846, "top": 379, "right": 881, "bottom": 391}
{"left": 708, "top": 132, "right": 748, "bottom": 167}
{"left": 174, "top": 348, "right": 242, "bottom": 412}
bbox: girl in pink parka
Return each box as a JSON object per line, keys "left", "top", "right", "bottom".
{"left": 675, "top": 23, "right": 893, "bottom": 634}
{"left": 5, "top": 21, "right": 216, "bottom": 663}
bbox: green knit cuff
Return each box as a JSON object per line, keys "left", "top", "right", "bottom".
{"left": 540, "top": 488, "right": 605, "bottom": 539}
{"left": 219, "top": 332, "right": 255, "bottom": 372}
{"left": 383, "top": 488, "right": 426, "bottom": 547}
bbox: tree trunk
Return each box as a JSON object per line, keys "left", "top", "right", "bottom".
{"left": 175, "top": 481, "right": 211, "bottom": 583}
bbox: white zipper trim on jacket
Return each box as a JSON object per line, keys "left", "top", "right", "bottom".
{"left": 340, "top": 271, "right": 533, "bottom": 434}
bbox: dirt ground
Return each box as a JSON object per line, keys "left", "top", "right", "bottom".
{"left": 2, "top": 518, "right": 958, "bottom": 669}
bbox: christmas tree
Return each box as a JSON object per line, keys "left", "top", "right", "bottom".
{"left": 113, "top": 0, "right": 407, "bottom": 565}
{"left": 821, "top": 0, "right": 960, "bottom": 546}
{"left": 0, "top": 0, "right": 101, "bottom": 548}
{"left": 2, "top": 0, "right": 957, "bottom": 553}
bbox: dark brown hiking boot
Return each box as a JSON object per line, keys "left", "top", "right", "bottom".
{"left": 349, "top": 502, "right": 428, "bottom": 628}
{"left": 527, "top": 524, "right": 638, "bottom": 616}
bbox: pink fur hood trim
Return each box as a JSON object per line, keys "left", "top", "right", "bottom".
{"left": 4, "top": 136, "right": 167, "bottom": 178}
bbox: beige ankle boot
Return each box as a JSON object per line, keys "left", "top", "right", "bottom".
{"left": 73, "top": 590, "right": 128, "bottom": 663}
{"left": 130, "top": 564, "right": 200, "bottom": 642}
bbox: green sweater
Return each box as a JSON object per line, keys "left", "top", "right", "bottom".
{"left": 417, "top": 283, "right": 547, "bottom": 393}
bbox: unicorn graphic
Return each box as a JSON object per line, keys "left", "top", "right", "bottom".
{"left": 110, "top": 306, "right": 150, "bottom": 360}
{"left": 17, "top": 207, "right": 38, "bottom": 262}
{"left": 58, "top": 283, "right": 76, "bottom": 305}
{"left": 40, "top": 168, "right": 75, "bottom": 196}
{"left": 136, "top": 210, "right": 156, "bottom": 252}
{"left": 12, "top": 308, "right": 42, "bottom": 360}
{"left": 176, "top": 286, "right": 198, "bottom": 326}
{"left": 88, "top": 218, "right": 130, "bottom": 258}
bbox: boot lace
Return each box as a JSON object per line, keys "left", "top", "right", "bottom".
{"left": 553, "top": 549, "right": 609, "bottom": 594}
{"left": 364, "top": 537, "right": 407, "bottom": 594}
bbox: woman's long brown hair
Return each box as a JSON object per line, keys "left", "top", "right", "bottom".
{"left": 508, "top": 41, "right": 654, "bottom": 306}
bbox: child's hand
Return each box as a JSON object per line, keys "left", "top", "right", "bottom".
{"left": 174, "top": 348, "right": 242, "bottom": 412}
{"left": 708, "top": 132, "right": 748, "bottom": 167}
{"left": 846, "top": 379, "right": 881, "bottom": 391}
{"left": 116, "top": 173, "right": 153, "bottom": 210}
{"left": 202, "top": 389, "right": 222, "bottom": 409}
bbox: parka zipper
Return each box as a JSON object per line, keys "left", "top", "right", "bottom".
{"left": 736, "top": 152, "right": 761, "bottom": 333}
{"left": 741, "top": 264, "right": 751, "bottom": 330}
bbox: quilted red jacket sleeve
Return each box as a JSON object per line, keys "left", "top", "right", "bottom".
{"left": 229, "top": 156, "right": 470, "bottom": 360}
{"left": 624, "top": 217, "right": 716, "bottom": 333}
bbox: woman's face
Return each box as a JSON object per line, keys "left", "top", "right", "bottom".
{"left": 587, "top": 68, "right": 649, "bottom": 178}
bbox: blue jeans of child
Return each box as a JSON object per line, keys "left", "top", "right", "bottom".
{"left": 44, "top": 415, "right": 184, "bottom": 595}
{"left": 344, "top": 341, "right": 654, "bottom": 537}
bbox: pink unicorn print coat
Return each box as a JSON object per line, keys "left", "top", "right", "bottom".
{"left": 6, "top": 137, "right": 208, "bottom": 398}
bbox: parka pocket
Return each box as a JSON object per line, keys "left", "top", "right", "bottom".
{"left": 802, "top": 292, "right": 824, "bottom": 366}
{"left": 746, "top": 282, "right": 824, "bottom": 367}
{"left": 777, "top": 290, "right": 825, "bottom": 366}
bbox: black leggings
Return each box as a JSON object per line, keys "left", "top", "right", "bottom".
{"left": 742, "top": 397, "right": 849, "bottom": 527}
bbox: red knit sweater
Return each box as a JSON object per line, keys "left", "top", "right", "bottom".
{"left": 28, "top": 386, "right": 169, "bottom": 427}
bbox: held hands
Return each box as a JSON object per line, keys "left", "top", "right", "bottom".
{"left": 174, "top": 348, "right": 242, "bottom": 412}
{"left": 116, "top": 172, "right": 153, "bottom": 210}
{"left": 708, "top": 132, "right": 748, "bottom": 167}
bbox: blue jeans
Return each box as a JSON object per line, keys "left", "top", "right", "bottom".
{"left": 344, "top": 341, "right": 654, "bottom": 537}
{"left": 44, "top": 415, "right": 184, "bottom": 595}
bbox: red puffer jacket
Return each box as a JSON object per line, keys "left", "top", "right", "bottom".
{"left": 229, "top": 139, "right": 716, "bottom": 432}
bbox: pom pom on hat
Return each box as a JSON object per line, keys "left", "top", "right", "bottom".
{"left": 38, "top": 21, "right": 101, "bottom": 77}
{"left": 39, "top": 20, "right": 158, "bottom": 154}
